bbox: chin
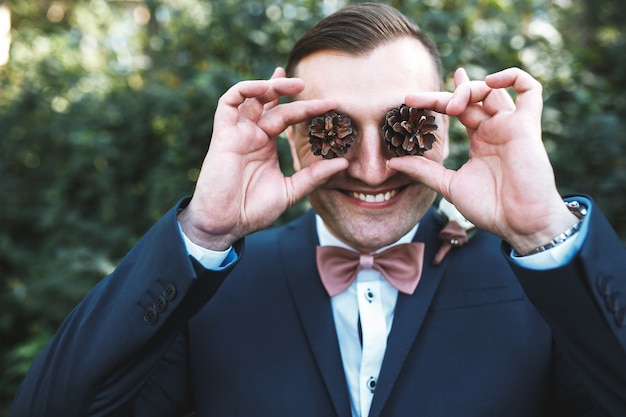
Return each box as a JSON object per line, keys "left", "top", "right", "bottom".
{"left": 337, "top": 220, "right": 418, "bottom": 252}
{"left": 310, "top": 188, "right": 434, "bottom": 250}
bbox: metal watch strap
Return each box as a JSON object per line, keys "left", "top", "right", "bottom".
{"left": 519, "top": 200, "right": 588, "bottom": 256}
{"left": 564, "top": 200, "right": 587, "bottom": 220}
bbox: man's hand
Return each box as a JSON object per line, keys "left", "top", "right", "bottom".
{"left": 178, "top": 68, "right": 348, "bottom": 250}
{"left": 390, "top": 67, "right": 578, "bottom": 254}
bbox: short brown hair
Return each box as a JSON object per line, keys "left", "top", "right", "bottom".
{"left": 285, "top": 3, "right": 443, "bottom": 88}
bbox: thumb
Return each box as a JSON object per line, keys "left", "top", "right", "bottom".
{"left": 388, "top": 156, "right": 452, "bottom": 197}
{"left": 286, "top": 158, "right": 349, "bottom": 207}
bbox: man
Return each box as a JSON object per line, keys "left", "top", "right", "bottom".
{"left": 10, "top": 3, "right": 626, "bottom": 416}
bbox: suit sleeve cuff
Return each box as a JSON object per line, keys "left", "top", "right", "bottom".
{"left": 508, "top": 196, "right": 591, "bottom": 270}
{"left": 177, "top": 221, "right": 238, "bottom": 271}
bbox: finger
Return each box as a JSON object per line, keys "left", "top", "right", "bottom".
{"left": 219, "top": 80, "right": 274, "bottom": 109}
{"left": 447, "top": 75, "right": 515, "bottom": 129}
{"left": 404, "top": 89, "right": 485, "bottom": 137}
{"left": 220, "top": 78, "right": 305, "bottom": 110}
{"left": 258, "top": 99, "right": 337, "bottom": 137}
{"left": 285, "top": 158, "right": 349, "bottom": 207}
{"left": 485, "top": 68, "right": 543, "bottom": 117}
{"left": 404, "top": 91, "right": 454, "bottom": 114}
{"left": 446, "top": 80, "right": 492, "bottom": 117}
{"left": 237, "top": 77, "right": 308, "bottom": 121}
{"left": 388, "top": 156, "right": 453, "bottom": 199}
{"left": 270, "top": 66, "right": 286, "bottom": 80}
{"left": 403, "top": 68, "right": 472, "bottom": 114}
{"left": 264, "top": 67, "right": 289, "bottom": 111}
{"left": 485, "top": 67, "right": 541, "bottom": 94}
{"left": 257, "top": 77, "right": 306, "bottom": 104}
{"left": 453, "top": 67, "right": 470, "bottom": 86}
{"left": 451, "top": 68, "right": 516, "bottom": 115}
{"left": 444, "top": 79, "right": 493, "bottom": 131}
{"left": 481, "top": 87, "right": 516, "bottom": 115}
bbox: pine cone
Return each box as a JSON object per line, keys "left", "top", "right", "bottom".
{"left": 308, "top": 111, "right": 354, "bottom": 159}
{"left": 383, "top": 105, "right": 438, "bottom": 157}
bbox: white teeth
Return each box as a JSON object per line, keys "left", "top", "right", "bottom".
{"left": 351, "top": 189, "right": 397, "bottom": 202}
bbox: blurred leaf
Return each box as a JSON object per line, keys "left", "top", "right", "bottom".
{"left": 1, "top": 0, "right": 625, "bottom": 413}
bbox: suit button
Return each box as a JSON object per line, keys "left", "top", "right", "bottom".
{"left": 154, "top": 295, "right": 167, "bottom": 313}
{"left": 615, "top": 309, "right": 626, "bottom": 327}
{"left": 605, "top": 292, "right": 621, "bottom": 313}
{"left": 163, "top": 282, "right": 177, "bottom": 301}
{"left": 596, "top": 274, "right": 612, "bottom": 296}
{"left": 144, "top": 306, "right": 158, "bottom": 325}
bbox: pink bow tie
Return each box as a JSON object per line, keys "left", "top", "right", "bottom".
{"left": 316, "top": 243, "right": 425, "bottom": 296}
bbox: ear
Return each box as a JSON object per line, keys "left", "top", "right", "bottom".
{"left": 286, "top": 125, "right": 302, "bottom": 171}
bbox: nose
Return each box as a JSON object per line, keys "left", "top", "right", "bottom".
{"left": 345, "top": 125, "right": 393, "bottom": 186}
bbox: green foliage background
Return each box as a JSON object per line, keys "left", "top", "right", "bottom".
{"left": 1, "top": 0, "right": 624, "bottom": 412}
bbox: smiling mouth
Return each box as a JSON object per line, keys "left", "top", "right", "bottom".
{"left": 349, "top": 189, "right": 398, "bottom": 203}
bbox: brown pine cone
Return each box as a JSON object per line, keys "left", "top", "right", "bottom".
{"left": 383, "top": 105, "right": 438, "bottom": 157}
{"left": 308, "top": 111, "right": 354, "bottom": 159}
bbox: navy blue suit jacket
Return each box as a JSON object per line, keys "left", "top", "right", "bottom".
{"left": 508, "top": 200, "right": 626, "bottom": 416}
{"left": 11, "top": 200, "right": 624, "bottom": 417}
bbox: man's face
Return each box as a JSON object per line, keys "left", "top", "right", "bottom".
{"left": 288, "top": 37, "right": 449, "bottom": 252}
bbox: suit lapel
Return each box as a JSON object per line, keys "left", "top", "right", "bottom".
{"left": 279, "top": 211, "right": 352, "bottom": 417}
{"left": 368, "top": 208, "right": 449, "bottom": 417}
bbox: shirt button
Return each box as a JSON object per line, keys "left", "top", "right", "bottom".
{"left": 364, "top": 288, "right": 375, "bottom": 303}
{"left": 366, "top": 376, "right": 377, "bottom": 393}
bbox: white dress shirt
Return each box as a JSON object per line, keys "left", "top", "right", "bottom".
{"left": 316, "top": 216, "right": 418, "bottom": 417}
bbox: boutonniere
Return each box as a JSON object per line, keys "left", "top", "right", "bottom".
{"left": 433, "top": 198, "right": 477, "bottom": 265}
